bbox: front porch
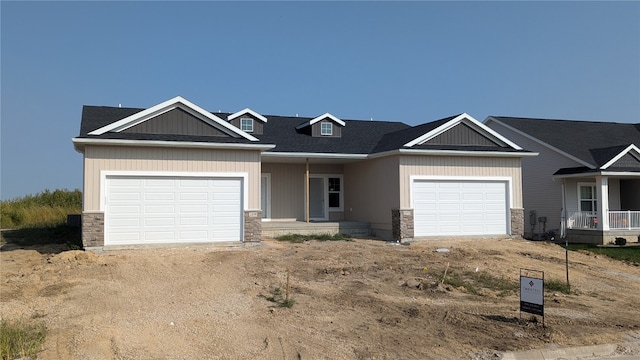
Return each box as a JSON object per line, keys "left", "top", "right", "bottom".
{"left": 566, "top": 210, "right": 640, "bottom": 245}
{"left": 261, "top": 220, "right": 372, "bottom": 239}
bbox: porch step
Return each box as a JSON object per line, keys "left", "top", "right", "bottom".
{"left": 261, "top": 221, "right": 371, "bottom": 238}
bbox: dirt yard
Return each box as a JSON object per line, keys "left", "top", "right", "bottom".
{"left": 2, "top": 237, "right": 640, "bottom": 360}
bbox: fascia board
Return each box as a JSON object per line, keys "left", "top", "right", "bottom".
{"left": 87, "top": 96, "right": 259, "bottom": 142}
{"left": 261, "top": 152, "right": 367, "bottom": 160}
{"left": 553, "top": 170, "right": 640, "bottom": 180}
{"left": 601, "top": 144, "right": 640, "bottom": 169}
{"left": 404, "top": 113, "right": 523, "bottom": 150}
{"left": 71, "top": 137, "right": 275, "bottom": 151}
{"left": 484, "top": 116, "right": 595, "bottom": 169}
{"left": 227, "top": 108, "right": 268, "bottom": 123}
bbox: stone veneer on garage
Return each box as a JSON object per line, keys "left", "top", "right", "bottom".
{"left": 510, "top": 208, "right": 524, "bottom": 238}
{"left": 243, "top": 210, "right": 262, "bottom": 242}
{"left": 392, "top": 209, "right": 414, "bottom": 242}
{"left": 82, "top": 212, "right": 105, "bottom": 247}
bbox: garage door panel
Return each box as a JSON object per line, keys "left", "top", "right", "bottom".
{"left": 145, "top": 192, "right": 175, "bottom": 201}
{"left": 145, "top": 205, "right": 175, "bottom": 214}
{"left": 106, "top": 176, "right": 242, "bottom": 246}
{"left": 144, "top": 217, "right": 175, "bottom": 227}
{"left": 414, "top": 180, "right": 507, "bottom": 236}
{"left": 109, "top": 205, "right": 141, "bottom": 214}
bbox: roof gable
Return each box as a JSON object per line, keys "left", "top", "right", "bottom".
{"left": 601, "top": 144, "right": 640, "bottom": 169}
{"left": 122, "top": 108, "right": 227, "bottom": 137}
{"left": 404, "top": 113, "right": 522, "bottom": 149}
{"left": 87, "top": 96, "right": 258, "bottom": 141}
{"left": 227, "top": 108, "right": 267, "bottom": 123}
{"left": 295, "top": 113, "right": 345, "bottom": 130}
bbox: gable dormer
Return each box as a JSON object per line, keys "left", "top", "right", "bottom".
{"left": 227, "top": 108, "right": 267, "bottom": 135}
{"left": 295, "top": 113, "right": 345, "bottom": 138}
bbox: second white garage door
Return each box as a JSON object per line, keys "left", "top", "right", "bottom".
{"left": 413, "top": 180, "right": 508, "bottom": 237}
{"left": 105, "top": 176, "right": 243, "bottom": 246}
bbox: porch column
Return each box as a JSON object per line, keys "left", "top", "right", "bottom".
{"left": 596, "top": 175, "right": 609, "bottom": 231}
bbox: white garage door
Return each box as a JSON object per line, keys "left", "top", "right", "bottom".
{"left": 105, "top": 176, "right": 242, "bottom": 245}
{"left": 413, "top": 180, "right": 508, "bottom": 236}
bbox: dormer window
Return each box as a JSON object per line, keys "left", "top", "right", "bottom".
{"left": 240, "top": 117, "right": 254, "bottom": 133}
{"left": 321, "top": 122, "right": 333, "bottom": 136}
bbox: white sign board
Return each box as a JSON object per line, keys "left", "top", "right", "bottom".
{"left": 520, "top": 275, "right": 544, "bottom": 316}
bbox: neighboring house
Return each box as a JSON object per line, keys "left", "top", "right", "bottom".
{"left": 485, "top": 116, "right": 640, "bottom": 245}
{"left": 72, "top": 96, "right": 535, "bottom": 248}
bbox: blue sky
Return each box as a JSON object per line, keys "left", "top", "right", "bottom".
{"left": 1, "top": 1, "right": 639, "bottom": 200}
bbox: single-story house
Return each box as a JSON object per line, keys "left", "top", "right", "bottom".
{"left": 485, "top": 116, "right": 640, "bottom": 245}
{"left": 72, "top": 96, "right": 536, "bottom": 248}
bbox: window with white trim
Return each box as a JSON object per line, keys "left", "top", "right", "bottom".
{"left": 579, "top": 183, "right": 597, "bottom": 213}
{"left": 240, "top": 117, "right": 254, "bottom": 132}
{"left": 328, "top": 177, "right": 341, "bottom": 209}
{"left": 321, "top": 122, "right": 332, "bottom": 136}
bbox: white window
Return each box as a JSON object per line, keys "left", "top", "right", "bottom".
{"left": 321, "top": 122, "right": 332, "bottom": 136}
{"left": 240, "top": 117, "right": 254, "bottom": 132}
{"left": 578, "top": 183, "right": 597, "bottom": 213}
{"left": 328, "top": 177, "right": 341, "bottom": 209}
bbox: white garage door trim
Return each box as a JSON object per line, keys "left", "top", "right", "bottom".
{"left": 100, "top": 171, "right": 248, "bottom": 246}
{"left": 410, "top": 176, "right": 512, "bottom": 237}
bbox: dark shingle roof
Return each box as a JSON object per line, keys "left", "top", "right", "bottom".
{"left": 490, "top": 117, "right": 640, "bottom": 167}
{"left": 77, "top": 105, "right": 529, "bottom": 155}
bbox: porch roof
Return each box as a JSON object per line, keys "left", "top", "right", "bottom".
{"left": 553, "top": 166, "right": 640, "bottom": 178}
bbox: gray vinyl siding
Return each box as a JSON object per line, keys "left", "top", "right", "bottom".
{"left": 123, "top": 108, "right": 227, "bottom": 136}
{"left": 425, "top": 123, "right": 502, "bottom": 146}
{"left": 311, "top": 121, "right": 342, "bottom": 137}
{"left": 83, "top": 145, "right": 261, "bottom": 211}
{"left": 486, "top": 120, "right": 583, "bottom": 236}
{"left": 229, "top": 115, "right": 264, "bottom": 135}
{"left": 344, "top": 156, "right": 400, "bottom": 238}
{"left": 612, "top": 153, "right": 640, "bottom": 169}
{"left": 261, "top": 162, "right": 344, "bottom": 220}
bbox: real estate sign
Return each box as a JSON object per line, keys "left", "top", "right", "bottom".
{"left": 520, "top": 270, "right": 544, "bottom": 317}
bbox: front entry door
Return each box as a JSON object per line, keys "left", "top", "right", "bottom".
{"left": 309, "top": 177, "right": 326, "bottom": 220}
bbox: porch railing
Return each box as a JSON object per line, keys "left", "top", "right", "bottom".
{"left": 567, "top": 211, "right": 640, "bottom": 230}
{"left": 609, "top": 211, "right": 640, "bottom": 230}
{"left": 567, "top": 211, "right": 597, "bottom": 229}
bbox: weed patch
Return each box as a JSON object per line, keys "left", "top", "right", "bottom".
{"left": 1, "top": 224, "right": 81, "bottom": 249}
{"left": 443, "top": 270, "right": 518, "bottom": 296}
{"left": 545, "top": 278, "right": 571, "bottom": 294}
{"left": 276, "top": 233, "right": 352, "bottom": 243}
{"left": 0, "top": 319, "right": 47, "bottom": 360}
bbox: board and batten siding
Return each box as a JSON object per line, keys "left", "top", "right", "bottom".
{"left": 485, "top": 121, "right": 584, "bottom": 236}
{"left": 261, "top": 162, "right": 344, "bottom": 220}
{"left": 399, "top": 155, "right": 523, "bottom": 209}
{"left": 122, "top": 108, "right": 227, "bottom": 137}
{"left": 344, "top": 156, "right": 400, "bottom": 238}
{"left": 83, "top": 145, "right": 261, "bottom": 211}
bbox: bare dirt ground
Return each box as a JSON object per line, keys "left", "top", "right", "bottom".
{"left": 2, "top": 237, "right": 640, "bottom": 360}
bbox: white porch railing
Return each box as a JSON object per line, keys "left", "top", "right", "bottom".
{"left": 567, "top": 211, "right": 597, "bottom": 229}
{"left": 567, "top": 211, "right": 640, "bottom": 230}
{"left": 609, "top": 211, "right": 640, "bottom": 230}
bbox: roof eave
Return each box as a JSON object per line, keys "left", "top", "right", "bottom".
{"left": 72, "top": 137, "right": 275, "bottom": 152}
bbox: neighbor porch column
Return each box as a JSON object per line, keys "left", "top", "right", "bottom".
{"left": 596, "top": 175, "right": 610, "bottom": 231}
{"left": 305, "top": 158, "right": 310, "bottom": 223}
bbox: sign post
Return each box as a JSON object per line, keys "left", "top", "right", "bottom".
{"left": 520, "top": 268, "right": 544, "bottom": 326}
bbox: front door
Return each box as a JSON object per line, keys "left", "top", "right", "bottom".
{"left": 309, "top": 177, "right": 326, "bottom": 220}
